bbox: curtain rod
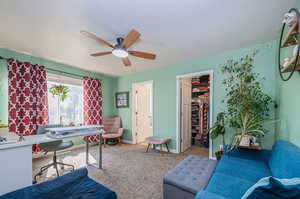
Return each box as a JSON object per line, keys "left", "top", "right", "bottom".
{"left": 0, "top": 56, "right": 85, "bottom": 79}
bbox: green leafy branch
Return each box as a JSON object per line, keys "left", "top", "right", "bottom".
{"left": 221, "top": 50, "right": 274, "bottom": 136}
{"left": 49, "top": 85, "right": 69, "bottom": 102}
{"left": 209, "top": 112, "right": 226, "bottom": 147}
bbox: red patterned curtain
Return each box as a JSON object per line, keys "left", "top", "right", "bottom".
{"left": 8, "top": 59, "right": 48, "bottom": 152}
{"left": 83, "top": 77, "right": 103, "bottom": 143}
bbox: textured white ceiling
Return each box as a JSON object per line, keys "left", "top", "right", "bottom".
{"left": 0, "top": 0, "right": 296, "bottom": 76}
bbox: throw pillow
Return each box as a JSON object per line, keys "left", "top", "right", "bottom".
{"left": 241, "top": 176, "right": 300, "bottom": 199}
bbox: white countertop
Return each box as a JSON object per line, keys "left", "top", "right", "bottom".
{"left": 0, "top": 128, "right": 104, "bottom": 150}
{"left": 46, "top": 125, "right": 103, "bottom": 131}
{"left": 0, "top": 135, "right": 54, "bottom": 150}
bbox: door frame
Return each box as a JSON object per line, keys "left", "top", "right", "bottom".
{"left": 132, "top": 80, "right": 154, "bottom": 144}
{"left": 176, "top": 70, "right": 214, "bottom": 159}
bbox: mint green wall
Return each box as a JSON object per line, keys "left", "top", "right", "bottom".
{"left": 0, "top": 39, "right": 281, "bottom": 152}
{"left": 115, "top": 41, "right": 278, "bottom": 153}
{"left": 0, "top": 48, "right": 116, "bottom": 144}
{"left": 276, "top": 1, "right": 300, "bottom": 147}
{"left": 0, "top": 59, "right": 8, "bottom": 124}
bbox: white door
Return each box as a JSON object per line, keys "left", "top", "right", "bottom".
{"left": 135, "top": 85, "right": 152, "bottom": 143}
{"left": 181, "top": 78, "right": 192, "bottom": 152}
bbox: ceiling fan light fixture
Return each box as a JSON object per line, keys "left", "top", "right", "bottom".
{"left": 112, "top": 48, "right": 128, "bottom": 58}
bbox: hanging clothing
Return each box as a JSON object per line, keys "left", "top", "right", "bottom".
{"left": 199, "top": 99, "right": 209, "bottom": 147}
{"left": 7, "top": 59, "right": 49, "bottom": 152}
{"left": 82, "top": 77, "right": 103, "bottom": 143}
{"left": 196, "top": 98, "right": 209, "bottom": 147}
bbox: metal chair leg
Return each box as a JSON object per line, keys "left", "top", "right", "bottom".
{"left": 52, "top": 152, "right": 60, "bottom": 177}
{"left": 160, "top": 144, "right": 163, "bottom": 155}
{"left": 146, "top": 143, "right": 150, "bottom": 152}
{"left": 153, "top": 144, "right": 156, "bottom": 150}
{"left": 33, "top": 163, "right": 53, "bottom": 184}
{"left": 165, "top": 143, "right": 170, "bottom": 152}
{"left": 39, "top": 163, "right": 53, "bottom": 173}
{"left": 57, "top": 162, "right": 75, "bottom": 171}
{"left": 34, "top": 150, "right": 75, "bottom": 183}
{"left": 54, "top": 164, "right": 60, "bottom": 177}
{"left": 40, "top": 163, "right": 52, "bottom": 172}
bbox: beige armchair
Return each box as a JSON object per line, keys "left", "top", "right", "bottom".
{"left": 102, "top": 117, "right": 124, "bottom": 146}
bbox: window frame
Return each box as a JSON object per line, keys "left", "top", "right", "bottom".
{"left": 47, "top": 73, "right": 84, "bottom": 125}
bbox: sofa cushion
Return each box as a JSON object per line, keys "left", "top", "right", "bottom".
{"left": 195, "top": 191, "right": 229, "bottom": 199}
{"left": 163, "top": 155, "right": 217, "bottom": 194}
{"left": 241, "top": 177, "right": 300, "bottom": 199}
{"left": 225, "top": 148, "right": 271, "bottom": 164}
{"left": 63, "top": 176, "right": 117, "bottom": 199}
{"left": 206, "top": 172, "right": 254, "bottom": 199}
{"left": 195, "top": 190, "right": 229, "bottom": 199}
{"left": 216, "top": 155, "right": 271, "bottom": 182}
{"left": 0, "top": 168, "right": 116, "bottom": 199}
{"left": 269, "top": 140, "right": 300, "bottom": 178}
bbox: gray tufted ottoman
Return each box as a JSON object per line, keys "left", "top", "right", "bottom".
{"left": 163, "top": 155, "right": 217, "bottom": 199}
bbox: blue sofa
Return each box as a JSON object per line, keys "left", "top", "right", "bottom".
{"left": 0, "top": 168, "right": 117, "bottom": 199}
{"left": 195, "top": 140, "right": 300, "bottom": 199}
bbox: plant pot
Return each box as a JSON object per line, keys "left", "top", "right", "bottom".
{"left": 215, "top": 151, "right": 224, "bottom": 160}
{"left": 235, "top": 135, "right": 256, "bottom": 146}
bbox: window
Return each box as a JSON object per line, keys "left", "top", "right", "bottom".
{"left": 47, "top": 74, "right": 83, "bottom": 125}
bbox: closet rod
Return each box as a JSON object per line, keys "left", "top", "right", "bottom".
{"left": 0, "top": 56, "right": 85, "bottom": 79}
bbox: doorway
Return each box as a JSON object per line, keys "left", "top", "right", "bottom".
{"left": 132, "top": 80, "right": 153, "bottom": 144}
{"left": 176, "top": 71, "right": 213, "bottom": 159}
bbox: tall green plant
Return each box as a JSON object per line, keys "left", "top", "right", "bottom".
{"left": 221, "top": 51, "right": 273, "bottom": 140}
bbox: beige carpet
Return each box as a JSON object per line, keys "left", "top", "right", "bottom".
{"left": 33, "top": 144, "right": 208, "bottom": 199}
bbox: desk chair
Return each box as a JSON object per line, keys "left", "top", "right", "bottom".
{"left": 33, "top": 124, "right": 74, "bottom": 184}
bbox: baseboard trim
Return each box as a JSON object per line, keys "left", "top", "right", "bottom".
{"left": 210, "top": 156, "right": 217, "bottom": 160}
{"left": 160, "top": 145, "right": 177, "bottom": 153}
{"left": 146, "top": 144, "right": 177, "bottom": 153}
{"left": 121, "top": 139, "right": 134, "bottom": 144}
{"left": 121, "top": 139, "right": 176, "bottom": 153}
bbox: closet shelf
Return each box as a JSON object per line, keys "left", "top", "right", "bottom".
{"left": 281, "top": 22, "right": 299, "bottom": 48}
{"left": 192, "top": 90, "right": 209, "bottom": 93}
{"left": 281, "top": 56, "right": 300, "bottom": 72}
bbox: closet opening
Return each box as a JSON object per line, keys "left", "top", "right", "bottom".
{"left": 177, "top": 71, "right": 212, "bottom": 158}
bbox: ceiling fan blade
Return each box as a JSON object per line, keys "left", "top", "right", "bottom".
{"left": 129, "top": 51, "right": 156, "bottom": 60}
{"left": 122, "top": 29, "right": 141, "bottom": 49}
{"left": 122, "top": 57, "right": 131, "bottom": 67}
{"left": 80, "top": 30, "right": 114, "bottom": 48}
{"left": 90, "top": 51, "right": 112, "bottom": 57}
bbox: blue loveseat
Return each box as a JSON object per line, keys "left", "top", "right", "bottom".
{"left": 195, "top": 140, "right": 300, "bottom": 199}
{"left": 0, "top": 168, "right": 117, "bottom": 199}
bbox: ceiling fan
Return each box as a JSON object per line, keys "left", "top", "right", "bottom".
{"left": 81, "top": 29, "right": 156, "bottom": 67}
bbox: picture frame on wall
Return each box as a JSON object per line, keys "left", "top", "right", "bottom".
{"left": 115, "top": 92, "right": 129, "bottom": 108}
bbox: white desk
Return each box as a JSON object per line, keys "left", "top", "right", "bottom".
{"left": 0, "top": 126, "right": 104, "bottom": 195}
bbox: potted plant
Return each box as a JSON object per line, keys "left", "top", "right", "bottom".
{"left": 0, "top": 120, "right": 8, "bottom": 128}
{"left": 220, "top": 51, "right": 274, "bottom": 150}
{"left": 209, "top": 112, "right": 226, "bottom": 160}
{"left": 49, "top": 84, "right": 69, "bottom": 124}
{"left": 231, "top": 113, "right": 265, "bottom": 149}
